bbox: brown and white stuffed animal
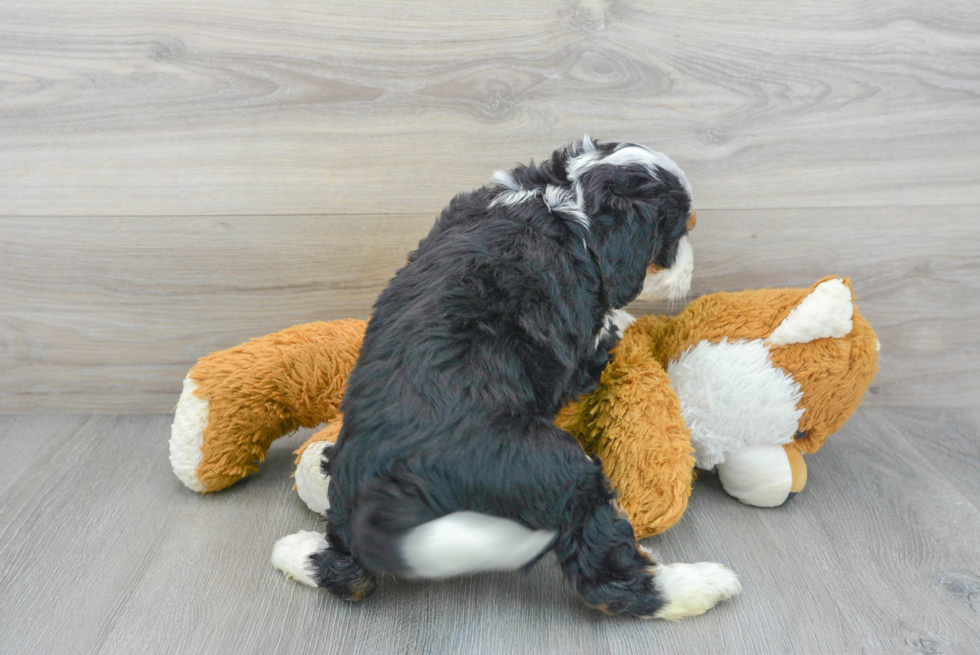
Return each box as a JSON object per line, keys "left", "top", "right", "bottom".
{"left": 170, "top": 277, "right": 879, "bottom": 537}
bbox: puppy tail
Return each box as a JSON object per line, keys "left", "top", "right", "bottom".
{"left": 350, "top": 471, "right": 555, "bottom": 580}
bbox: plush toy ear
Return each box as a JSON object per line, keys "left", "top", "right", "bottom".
{"left": 766, "top": 277, "right": 854, "bottom": 346}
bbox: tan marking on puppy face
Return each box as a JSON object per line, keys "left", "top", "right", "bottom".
{"left": 646, "top": 212, "right": 695, "bottom": 277}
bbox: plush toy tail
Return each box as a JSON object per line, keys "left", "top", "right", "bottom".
{"left": 169, "top": 319, "right": 368, "bottom": 493}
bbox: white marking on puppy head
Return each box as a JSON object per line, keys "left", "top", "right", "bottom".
{"left": 295, "top": 441, "right": 332, "bottom": 515}
{"left": 491, "top": 170, "right": 522, "bottom": 191}
{"left": 489, "top": 187, "right": 542, "bottom": 208}
{"left": 271, "top": 530, "right": 328, "bottom": 588}
{"left": 400, "top": 512, "right": 555, "bottom": 579}
{"left": 169, "top": 376, "right": 209, "bottom": 492}
{"left": 767, "top": 278, "right": 853, "bottom": 347}
{"left": 543, "top": 184, "right": 590, "bottom": 228}
{"left": 566, "top": 144, "right": 693, "bottom": 200}
{"left": 667, "top": 339, "right": 804, "bottom": 469}
{"left": 653, "top": 562, "right": 742, "bottom": 621}
{"left": 637, "top": 235, "right": 694, "bottom": 302}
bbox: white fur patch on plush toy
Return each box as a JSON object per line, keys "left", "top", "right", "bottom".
{"left": 295, "top": 441, "right": 332, "bottom": 515}
{"left": 767, "top": 278, "right": 853, "bottom": 346}
{"left": 668, "top": 339, "right": 804, "bottom": 469}
{"left": 169, "top": 376, "right": 209, "bottom": 492}
{"left": 715, "top": 444, "right": 795, "bottom": 507}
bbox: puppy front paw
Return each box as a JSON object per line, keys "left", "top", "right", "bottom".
{"left": 653, "top": 562, "right": 741, "bottom": 621}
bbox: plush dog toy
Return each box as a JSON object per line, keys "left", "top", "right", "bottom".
{"left": 170, "top": 277, "right": 878, "bottom": 538}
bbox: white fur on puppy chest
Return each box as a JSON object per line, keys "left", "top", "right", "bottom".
{"left": 667, "top": 339, "right": 804, "bottom": 469}
{"left": 400, "top": 512, "right": 555, "bottom": 579}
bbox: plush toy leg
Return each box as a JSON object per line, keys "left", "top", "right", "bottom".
{"left": 557, "top": 324, "right": 696, "bottom": 539}
{"left": 715, "top": 443, "right": 807, "bottom": 507}
{"left": 294, "top": 419, "right": 342, "bottom": 515}
{"left": 169, "top": 319, "right": 367, "bottom": 493}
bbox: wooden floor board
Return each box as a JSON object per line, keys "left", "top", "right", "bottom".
{"left": 1, "top": 0, "right": 979, "bottom": 216}
{"left": 0, "top": 415, "right": 86, "bottom": 496}
{"left": 895, "top": 407, "right": 980, "bottom": 512}
{"left": 1, "top": 410, "right": 978, "bottom": 654}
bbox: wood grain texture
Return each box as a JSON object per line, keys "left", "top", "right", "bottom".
{"left": 2, "top": 206, "right": 977, "bottom": 411}
{"left": 0, "top": 414, "right": 86, "bottom": 496}
{"left": 1, "top": 0, "right": 979, "bottom": 216}
{"left": 1, "top": 409, "right": 978, "bottom": 654}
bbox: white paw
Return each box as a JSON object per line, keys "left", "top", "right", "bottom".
{"left": 169, "top": 376, "right": 209, "bottom": 492}
{"left": 295, "top": 441, "right": 333, "bottom": 515}
{"left": 271, "top": 530, "right": 327, "bottom": 588}
{"left": 654, "top": 561, "right": 741, "bottom": 621}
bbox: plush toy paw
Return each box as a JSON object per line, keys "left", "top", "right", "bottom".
{"left": 294, "top": 421, "right": 341, "bottom": 515}
{"left": 715, "top": 443, "right": 807, "bottom": 507}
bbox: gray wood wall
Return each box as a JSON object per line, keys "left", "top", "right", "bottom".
{"left": 2, "top": 0, "right": 978, "bottom": 412}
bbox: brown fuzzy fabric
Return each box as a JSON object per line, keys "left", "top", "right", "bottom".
{"left": 183, "top": 277, "right": 877, "bottom": 537}
{"left": 554, "top": 325, "right": 695, "bottom": 539}
{"left": 636, "top": 276, "right": 879, "bottom": 455}
{"left": 190, "top": 320, "right": 365, "bottom": 492}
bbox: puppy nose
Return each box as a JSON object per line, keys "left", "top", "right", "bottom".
{"left": 686, "top": 210, "right": 697, "bottom": 231}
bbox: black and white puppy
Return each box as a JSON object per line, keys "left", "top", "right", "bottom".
{"left": 273, "top": 137, "right": 739, "bottom": 620}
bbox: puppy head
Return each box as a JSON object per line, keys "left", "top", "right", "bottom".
{"left": 563, "top": 137, "right": 696, "bottom": 307}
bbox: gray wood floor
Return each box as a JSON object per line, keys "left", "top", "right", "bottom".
{"left": 1, "top": 409, "right": 979, "bottom": 655}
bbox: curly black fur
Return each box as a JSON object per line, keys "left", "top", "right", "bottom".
{"left": 308, "top": 138, "right": 693, "bottom": 616}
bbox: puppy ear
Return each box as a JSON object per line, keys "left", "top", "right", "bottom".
{"left": 581, "top": 163, "right": 689, "bottom": 307}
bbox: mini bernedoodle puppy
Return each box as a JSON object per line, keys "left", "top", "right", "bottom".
{"left": 273, "top": 137, "right": 740, "bottom": 620}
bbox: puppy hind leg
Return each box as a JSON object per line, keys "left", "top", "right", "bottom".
{"left": 271, "top": 528, "right": 377, "bottom": 602}
{"left": 555, "top": 471, "right": 740, "bottom": 620}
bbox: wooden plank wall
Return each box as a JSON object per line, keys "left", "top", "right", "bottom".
{"left": 1, "top": 0, "right": 978, "bottom": 412}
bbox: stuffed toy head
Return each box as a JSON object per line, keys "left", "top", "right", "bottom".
{"left": 610, "top": 276, "right": 879, "bottom": 511}
{"left": 170, "top": 277, "right": 878, "bottom": 539}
